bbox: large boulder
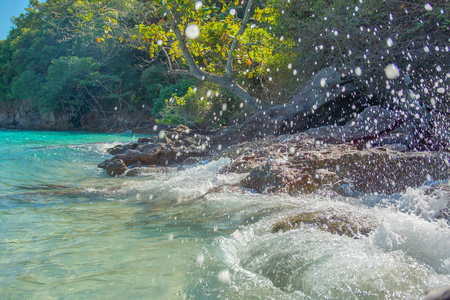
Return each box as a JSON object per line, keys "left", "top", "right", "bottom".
{"left": 272, "top": 210, "right": 379, "bottom": 238}
{"left": 98, "top": 125, "right": 211, "bottom": 175}
{"left": 222, "top": 134, "right": 450, "bottom": 195}
{"left": 211, "top": 66, "right": 365, "bottom": 145}
{"left": 305, "top": 106, "right": 406, "bottom": 144}
{"left": 105, "top": 159, "right": 127, "bottom": 176}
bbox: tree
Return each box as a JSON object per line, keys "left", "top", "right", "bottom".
{"left": 158, "top": 0, "right": 259, "bottom": 108}
{"left": 58, "top": 0, "right": 291, "bottom": 110}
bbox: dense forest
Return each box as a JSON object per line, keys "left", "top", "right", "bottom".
{"left": 0, "top": 0, "right": 448, "bottom": 131}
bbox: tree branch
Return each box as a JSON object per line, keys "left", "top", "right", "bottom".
{"left": 226, "top": 0, "right": 254, "bottom": 79}
{"left": 161, "top": 1, "right": 258, "bottom": 109}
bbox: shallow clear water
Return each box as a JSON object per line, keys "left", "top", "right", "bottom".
{"left": 1, "top": 130, "right": 449, "bottom": 299}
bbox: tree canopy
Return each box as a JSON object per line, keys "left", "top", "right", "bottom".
{"left": 0, "top": 0, "right": 448, "bottom": 128}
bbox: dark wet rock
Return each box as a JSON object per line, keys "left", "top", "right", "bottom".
{"left": 424, "top": 286, "right": 450, "bottom": 300}
{"left": 121, "top": 145, "right": 164, "bottom": 166}
{"left": 272, "top": 210, "right": 378, "bottom": 238}
{"left": 105, "top": 159, "right": 127, "bottom": 176}
{"left": 182, "top": 157, "right": 202, "bottom": 166}
{"left": 305, "top": 106, "right": 406, "bottom": 145}
{"left": 108, "top": 143, "right": 138, "bottom": 155}
{"left": 125, "top": 166, "right": 175, "bottom": 177}
{"left": 124, "top": 168, "right": 141, "bottom": 177}
{"left": 224, "top": 134, "right": 450, "bottom": 195}
{"left": 209, "top": 66, "right": 365, "bottom": 146}
{"left": 128, "top": 161, "right": 143, "bottom": 169}
{"left": 241, "top": 162, "right": 325, "bottom": 194}
{"left": 137, "top": 137, "right": 154, "bottom": 144}
{"left": 98, "top": 125, "right": 212, "bottom": 176}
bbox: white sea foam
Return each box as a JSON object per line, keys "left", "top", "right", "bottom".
{"left": 218, "top": 193, "right": 450, "bottom": 298}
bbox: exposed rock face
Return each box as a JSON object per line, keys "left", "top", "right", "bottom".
{"left": 210, "top": 66, "right": 367, "bottom": 146}
{"left": 272, "top": 210, "right": 378, "bottom": 238}
{"left": 105, "top": 159, "right": 127, "bottom": 177}
{"left": 0, "top": 107, "right": 72, "bottom": 130}
{"left": 305, "top": 106, "right": 406, "bottom": 144}
{"left": 98, "top": 125, "right": 211, "bottom": 175}
{"left": 221, "top": 134, "right": 450, "bottom": 195}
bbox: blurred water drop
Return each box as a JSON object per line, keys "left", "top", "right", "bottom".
{"left": 185, "top": 24, "right": 200, "bottom": 39}
{"left": 384, "top": 64, "right": 400, "bottom": 79}
{"left": 196, "top": 253, "right": 205, "bottom": 265}
{"left": 387, "top": 38, "right": 394, "bottom": 47}
{"left": 218, "top": 269, "right": 231, "bottom": 283}
{"left": 195, "top": 1, "right": 202, "bottom": 10}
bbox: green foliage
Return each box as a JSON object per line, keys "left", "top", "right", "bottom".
{"left": 1, "top": 0, "right": 296, "bottom": 127}
{"left": 10, "top": 70, "right": 45, "bottom": 105}
{"left": 3, "top": 0, "right": 446, "bottom": 128}
{"left": 158, "top": 82, "right": 240, "bottom": 127}
{"left": 44, "top": 56, "right": 99, "bottom": 113}
{"left": 268, "top": 0, "right": 449, "bottom": 109}
{"left": 140, "top": 65, "right": 198, "bottom": 115}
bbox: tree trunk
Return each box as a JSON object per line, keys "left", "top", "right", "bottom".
{"left": 163, "top": 0, "right": 260, "bottom": 110}
{"left": 169, "top": 69, "right": 259, "bottom": 109}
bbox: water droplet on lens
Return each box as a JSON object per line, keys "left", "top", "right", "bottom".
{"left": 384, "top": 64, "right": 400, "bottom": 79}
{"left": 195, "top": 1, "right": 202, "bottom": 10}
{"left": 196, "top": 253, "right": 205, "bottom": 265}
{"left": 185, "top": 24, "right": 200, "bottom": 39}
{"left": 387, "top": 38, "right": 394, "bottom": 47}
{"left": 218, "top": 269, "right": 231, "bottom": 283}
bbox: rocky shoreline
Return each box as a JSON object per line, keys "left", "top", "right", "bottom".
{"left": 98, "top": 123, "right": 450, "bottom": 195}
{"left": 97, "top": 122, "right": 450, "bottom": 220}
{"left": 98, "top": 65, "right": 450, "bottom": 194}
{"left": 97, "top": 66, "right": 450, "bottom": 225}
{"left": 93, "top": 67, "right": 450, "bottom": 299}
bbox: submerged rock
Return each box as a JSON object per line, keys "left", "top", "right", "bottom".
{"left": 424, "top": 286, "right": 450, "bottom": 300}
{"left": 272, "top": 210, "right": 378, "bottom": 238}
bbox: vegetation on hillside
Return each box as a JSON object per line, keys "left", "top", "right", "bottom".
{"left": 0, "top": 0, "right": 448, "bottom": 129}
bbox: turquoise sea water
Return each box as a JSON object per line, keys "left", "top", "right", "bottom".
{"left": 1, "top": 130, "right": 449, "bottom": 299}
